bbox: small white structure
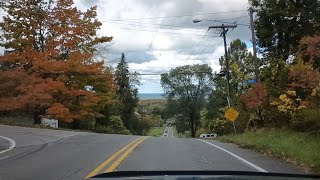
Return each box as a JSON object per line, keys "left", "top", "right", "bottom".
{"left": 199, "top": 133, "right": 217, "bottom": 139}
{"left": 41, "top": 118, "right": 58, "bottom": 128}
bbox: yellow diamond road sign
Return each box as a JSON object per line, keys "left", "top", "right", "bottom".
{"left": 224, "top": 107, "right": 239, "bottom": 122}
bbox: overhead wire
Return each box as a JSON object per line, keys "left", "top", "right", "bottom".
{"left": 191, "top": 37, "right": 217, "bottom": 64}
{"left": 117, "top": 27, "right": 219, "bottom": 37}
{"left": 202, "top": 39, "right": 224, "bottom": 64}
{"left": 184, "top": 29, "right": 211, "bottom": 63}
{"left": 99, "top": 10, "right": 250, "bottom": 66}
{"left": 99, "top": 20, "right": 205, "bottom": 33}
{"left": 103, "top": 10, "right": 247, "bottom": 21}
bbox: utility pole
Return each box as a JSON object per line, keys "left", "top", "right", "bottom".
{"left": 249, "top": 7, "right": 259, "bottom": 83}
{"left": 208, "top": 24, "right": 236, "bottom": 107}
{"left": 208, "top": 24, "right": 237, "bottom": 133}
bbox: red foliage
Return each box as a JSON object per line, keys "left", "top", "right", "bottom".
{"left": 299, "top": 35, "right": 320, "bottom": 64}
{"left": 241, "top": 83, "right": 268, "bottom": 109}
{"left": 288, "top": 62, "right": 319, "bottom": 91}
{"left": 0, "top": 0, "right": 113, "bottom": 123}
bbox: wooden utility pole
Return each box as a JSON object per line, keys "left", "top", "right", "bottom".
{"left": 208, "top": 24, "right": 237, "bottom": 107}
{"left": 249, "top": 7, "right": 259, "bottom": 83}
{"left": 208, "top": 24, "right": 237, "bottom": 133}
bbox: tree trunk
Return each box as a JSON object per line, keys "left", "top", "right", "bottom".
{"left": 33, "top": 112, "right": 41, "bottom": 124}
{"left": 190, "top": 126, "right": 196, "bottom": 138}
{"left": 33, "top": 108, "right": 44, "bottom": 124}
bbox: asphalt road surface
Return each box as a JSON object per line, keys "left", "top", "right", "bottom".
{"left": 162, "top": 127, "right": 174, "bottom": 138}
{"left": 0, "top": 125, "right": 306, "bottom": 180}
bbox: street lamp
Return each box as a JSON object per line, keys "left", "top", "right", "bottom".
{"left": 193, "top": 19, "right": 237, "bottom": 25}
{"left": 192, "top": 19, "right": 202, "bottom": 23}
{"left": 193, "top": 19, "right": 218, "bottom": 24}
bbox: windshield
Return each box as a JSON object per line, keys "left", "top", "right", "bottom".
{"left": 0, "top": 0, "right": 319, "bottom": 180}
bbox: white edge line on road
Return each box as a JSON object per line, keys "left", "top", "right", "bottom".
{"left": 197, "top": 139, "right": 268, "bottom": 172}
{"left": 0, "top": 155, "right": 10, "bottom": 160}
{"left": 0, "top": 136, "right": 16, "bottom": 154}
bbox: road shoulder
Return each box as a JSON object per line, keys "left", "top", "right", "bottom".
{"left": 198, "top": 139, "right": 307, "bottom": 174}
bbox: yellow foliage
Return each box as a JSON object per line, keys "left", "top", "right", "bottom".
{"left": 270, "top": 101, "right": 279, "bottom": 106}
{"left": 279, "top": 94, "right": 287, "bottom": 100}
{"left": 287, "top": 90, "right": 296, "bottom": 96}
{"left": 272, "top": 91, "right": 307, "bottom": 114}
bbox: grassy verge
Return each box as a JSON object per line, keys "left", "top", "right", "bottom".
{"left": 147, "top": 126, "right": 165, "bottom": 137}
{"left": 218, "top": 129, "right": 320, "bottom": 173}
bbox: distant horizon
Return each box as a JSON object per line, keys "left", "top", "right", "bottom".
{"left": 138, "top": 92, "right": 164, "bottom": 100}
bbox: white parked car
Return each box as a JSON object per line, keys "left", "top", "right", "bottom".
{"left": 199, "top": 133, "right": 217, "bottom": 138}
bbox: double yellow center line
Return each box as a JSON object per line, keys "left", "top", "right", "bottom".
{"left": 85, "top": 137, "right": 148, "bottom": 178}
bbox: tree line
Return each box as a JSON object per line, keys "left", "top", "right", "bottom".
{"left": 161, "top": 0, "right": 320, "bottom": 137}
{"left": 0, "top": 0, "right": 150, "bottom": 135}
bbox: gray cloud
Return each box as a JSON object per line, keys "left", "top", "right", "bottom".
{"left": 105, "top": 51, "right": 157, "bottom": 64}
{"left": 75, "top": 0, "right": 251, "bottom": 93}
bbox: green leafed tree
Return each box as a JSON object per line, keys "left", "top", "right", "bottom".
{"left": 204, "top": 39, "right": 256, "bottom": 133}
{"left": 114, "top": 53, "right": 140, "bottom": 134}
{"left": 161, "top": 64, "right": 213, "bottom": 137}
{"left": 218, "top": 39, "right": 255, "bottom": 104}
{"left": 250, "top": 0, "right": 320, "bottom": 60}
{"left": 207, "top": 39, "right": 254, "bottom": 120}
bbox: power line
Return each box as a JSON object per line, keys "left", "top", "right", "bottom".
{"left": 109, "top": 48, "right": 196, "bottom": 53}
{"left": 233, "top": 11, "right": 248, "bottom": 24}
{"left": 117, "top": 27, "right": 219, "bottom": 37}
{"left": 192, "top": 37, "right": 217, "bottom": 64}
{"left": 104, "top": 10, "right": 246, "bottom": 21}
{"left": 99, "top": 15, "right": 250, "bottom": 29}
{"left": 99, "top": 20, "right": 205, "bottom": 33}
{"left": 202, "top": 39, "right": 224, "bottom": 63}
{"left": 184, "top": 29, "right": 210, "bottom": 63}
{"left": 138, "top": 71, "right": 213, "bottom": 76}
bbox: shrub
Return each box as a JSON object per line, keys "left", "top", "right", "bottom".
{"left": 78, "top": 117, "right": 96, "bottom": 130}
{"left": 93, "top": 116, "right": 132, "bottom": 135}
{"left": 94, "top": 125, "right": 112, "bottom": 134}
{"left": 211, "top": 119, "right": 234, "bottom": 135}
{"left": 235, "top": 109, "right": 250, "bottom": 133}
{"left": 291, "top": 108, "right": 320, "bottom": 132}
{"left": 264, "top": 106, "right": 291, "bottom": 127}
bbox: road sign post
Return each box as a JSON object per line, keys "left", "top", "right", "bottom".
{"left": 224, "top": 107, "right": 239, "bottom": 133}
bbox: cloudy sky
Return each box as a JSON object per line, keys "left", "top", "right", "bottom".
{"left": 75, "top": 0, "right": 252, "bottom": 93}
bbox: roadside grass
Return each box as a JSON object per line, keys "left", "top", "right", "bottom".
{"left": 147, "top": 126, "right": 165, "bottom": 137}
{"left": 218, "top": 129, "right": 320, "bottom": 173}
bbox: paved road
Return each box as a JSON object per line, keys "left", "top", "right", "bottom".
{"left": 0, "top": 125, "right": 306, "bottom": 180}
{"left": 162, "top": 126, "right": 174, "bottom": 138}
{"left": 0, "top": 136, "right": 11, "bottom": 151}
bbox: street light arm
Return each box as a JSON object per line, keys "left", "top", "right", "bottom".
{"left": 208, "top": 24, "right": 237, "bottom": 29}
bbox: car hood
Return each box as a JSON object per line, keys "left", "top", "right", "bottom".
{"left": 90, "top": 171, "right": 319, "bottom": 179}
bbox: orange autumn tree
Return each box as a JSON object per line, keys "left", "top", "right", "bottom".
{"left": 272, "top": 35, "right": 320, "bottom": 113}
{"left": 0, "top": 0, "right": 113, "bottom": 124}
{"left": 241, "top": 83, "right": 268, "bottom": 127}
